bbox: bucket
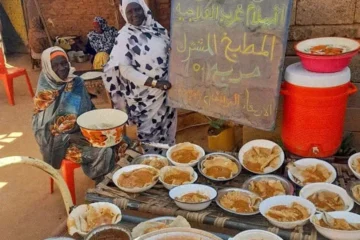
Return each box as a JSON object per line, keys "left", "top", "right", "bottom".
{"left": 281, "top": 63, "right": 357, "bottom": 157}
{"left": 208, "top": 127, "right": 236, "bottom": 152}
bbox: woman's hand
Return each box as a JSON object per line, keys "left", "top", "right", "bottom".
{"left": 156, "top": 81, "right": 172, "bottom": 91}
{"left": 145, "top": 77, "right": 172, "bottom": 91}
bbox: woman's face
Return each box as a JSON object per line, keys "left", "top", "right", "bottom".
{"left": 51, "top": 56, "right": 70, "bottom": 80}
{"left": 126, "top": 3, "right": 145, "bottom": 26}
{"left": 93, "top": 22, "right": 103, "bottom": 34}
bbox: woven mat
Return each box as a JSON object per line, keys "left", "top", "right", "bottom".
{"left": 86, "top": 156, "right": 360, "bottom": 240}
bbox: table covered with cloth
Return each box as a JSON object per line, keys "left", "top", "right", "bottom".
{"left": 83, "top": 151, "right": 360, "bottom": 240}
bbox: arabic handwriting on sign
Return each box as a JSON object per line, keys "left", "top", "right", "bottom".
{"left": 177, "top": 32, "right": 276, "bottom": 64}
{"left": 229, "top": 66, "right": 261, "bottom": 83}
{"left": 190, "top": 62, "right": 262, "bottom": 83}
{"left": 243, "top": 89, "right": 274, "bottom": 117}
{"left": 175, "top": 80, "right": 274, "bottom": 118}
{"left": 177, "top": 32, "right": 215, "bottom": 63}
{"left": 175, "top": 1, "right": 287, "bottom": 29}
{"left": 221, "top": 33, "right": 274, "bottom": 63}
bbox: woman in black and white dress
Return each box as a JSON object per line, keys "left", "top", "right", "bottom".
{"left": 103, "top": 0, "right": 176, "bottom": 155}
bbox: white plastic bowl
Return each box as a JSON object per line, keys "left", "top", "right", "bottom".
{"left": 287, "top": 158, "right": 337, "bottom": 187}
{"left": 112, "top": 165, "right": 159, "bottom": 193}
{"left": 169, "top": 184, "right": 217, "bottom": 211}
{"left": 134, "top": 227, "right": 221, "bottom": 240}
{"left": 299, "top": 183, "right": 354, "bottom": 212}
{"left": 216, "top": 188, "right": 262, "bottom": 216}
{"left": 238, "top": 139, "right": 285, "bottom": 175}
{"left": 67, "top": 202, "right": 122, "bottom": 237}
{"left": 159, "top": 166, "right": 198, "bottom": 190}
{"left": 259, "top": 195, "right": 316, "bottom": 229}
{"left": 296, "top": 37, "right": 360, "bottom": 55}
{"left": 166, "top": 143, "right": 205, "bottom": 167}
{"left": 77, "top": 109, "right": 128, "bottom": 148}
{"left": 348, "top": 152, "right": 360, "bottom": 180}
{"left": 311, "top": 211, "right": 360, "bottom": 240}
{"left": 230, "top": 230, "right": 283, "bottom": 240}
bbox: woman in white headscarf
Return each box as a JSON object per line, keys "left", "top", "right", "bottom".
{"left": 32, "top": 47, "right": 114, "bottom": 181}
{"left": 103, "top": 0, "right": 176, "bottom": 155}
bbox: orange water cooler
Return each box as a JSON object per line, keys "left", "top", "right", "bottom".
{"left": 281, "top": 63, "right": 357, "bottom": 158}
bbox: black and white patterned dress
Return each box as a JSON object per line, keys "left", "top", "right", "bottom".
{"left": 102, "top": 0, "right": 176, "bottom": 155}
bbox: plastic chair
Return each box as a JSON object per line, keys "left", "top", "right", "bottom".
{"left": 0, "top": 47, "right": 35, "bottom": 105}
{"left": 50, "top": 159, "right": 81, "bottom": 205}
{"left": 30, "top": 48, "right": 41, "bottom": 69}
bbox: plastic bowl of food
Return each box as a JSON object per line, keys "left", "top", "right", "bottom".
{"left": 77, "top": 109, "right": 128, "bottom": 148}
{"left": 134, "top": 227, "right": 222, "bottom": 240}
{"left": 166, "top": 142, "right": 205, "bottom": 167}
{"left": 159, "top": 166, "right": 198, "bottom": 190}
{"left": 346, "top": 181, "right": 360, "bottom": 205}
{"left": 348, "top": 152, "right": 360, "bottom": 180}
{"left": 229, "top": 230, "right": 284, "bottom": 240}
{"left": 85, "top": 225, "right": 132, "bottom": 240}
{"left": 311, "top": 211, "right": 360, "bottom": 240}
{"left": 132, "top": 216, "right": 191, "bottom": 238}
{"left": 112, "top": 165, "right": 159, "bottom": 193}
{"left": 198, "top": 153, "right": 241, "bottom": 182}
{"left": 238, "top": 139, "right": 285, "bottom": 175}
{"left": 295, "top": 37, "right": 360, "bottom": 73}
{"left": 299, "top": 183, "right": 354, "bottom": 212}
{"left": 216, "top": 188, "right": 262, "bottom": 216}
{"left": 259, "top": 195, "right": 316, "bottom": 229}
{"left": 242, "top": 174, "right": 294, "bottom": 200}
{"left": 169, "top": 184, "right": 217, "bottom": 211}
{"left": 132, "top": 154, "right": 169, "bottom": 170}
{"left": 287, "top": 158, "right": 337, "bottom": 187}
{"left": 67, "top": 202, "right": 122, "bottom": 237}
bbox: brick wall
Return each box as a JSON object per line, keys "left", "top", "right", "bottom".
{"left": 151, "top": 0, "right": 360, "bottom": 55}
{"left": 153, "top": 0, "right": 171, "bottom": 30}
{"left": 30, "top": 0, "right": 123, "bottom": 40}
{"left": 32, "top": 0, "right": 360, "bottom": 53}
{"left": 287, "top": 0, "right": 360, "bottom": 55}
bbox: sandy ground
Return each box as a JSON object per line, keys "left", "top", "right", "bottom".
{"left": 0, "top": 54, "right": 94, "bottom": 240}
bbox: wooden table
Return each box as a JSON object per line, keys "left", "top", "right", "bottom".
{"left": 85, "top": 153, "right": 360, "bottom": 240}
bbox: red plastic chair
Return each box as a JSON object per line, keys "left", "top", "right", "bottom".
{"left": 50, "top": 159, "right": 81, "bottom": 204}
{"left": 0, "top": 47, "right": 35, "bottom": 105}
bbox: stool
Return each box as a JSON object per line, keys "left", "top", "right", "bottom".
{"left": 50, "top": 159, "right": 81, "bottom": 204}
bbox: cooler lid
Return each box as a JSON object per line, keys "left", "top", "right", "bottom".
{"left": 285, "top": 62, "right": 351, "bottom": 88}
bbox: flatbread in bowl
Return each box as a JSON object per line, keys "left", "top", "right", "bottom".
{"left": 239, "top": 140, "right": 284, "bottom": 175}
{"left": 159, "top": 166, "right": 198, "bottom": 190}
{"left": 67, "top": 202, "right": 122, "bottom": 237}
{"left": 112, "top": 164, "right": 159, "bottom": 193}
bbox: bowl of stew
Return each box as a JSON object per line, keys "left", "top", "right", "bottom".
{"left": 295, "top": 37, "right": 360, "bottom": 73}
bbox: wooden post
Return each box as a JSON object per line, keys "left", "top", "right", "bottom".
{"left": 33, "top": 0, "right": 53, "bottom": 46}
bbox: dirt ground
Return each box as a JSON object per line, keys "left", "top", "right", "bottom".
{"left": 0, "top": 54, "right": 96, "bottom": 240}
{"left": 0, "top": 54, "right": 212, "bottom": 240}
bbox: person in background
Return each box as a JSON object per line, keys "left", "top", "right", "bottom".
{"left": 32, "top": 46, "right": 115, "bottom": 182}
{"left": 28, "top": 17, "right": 50, "bottom": 68}
{"left": 103, "top": 0, "right": 177, "bottom": 155}
{"left": 86, "top": 17, "right": 118, "bottom": 70}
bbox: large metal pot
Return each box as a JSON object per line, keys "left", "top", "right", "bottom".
{"left": 85, "top": 225, "right": 132, "bottom": 240}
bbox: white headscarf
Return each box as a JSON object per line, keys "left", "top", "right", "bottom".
{"left": 119, "top": 0, "right": 154, "bottom": 26}
{"left": 105, "top": 0, "right": 168, "bottom": 71}
{"left": 41, "top": 46, "right": 75, "bottom": 83}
